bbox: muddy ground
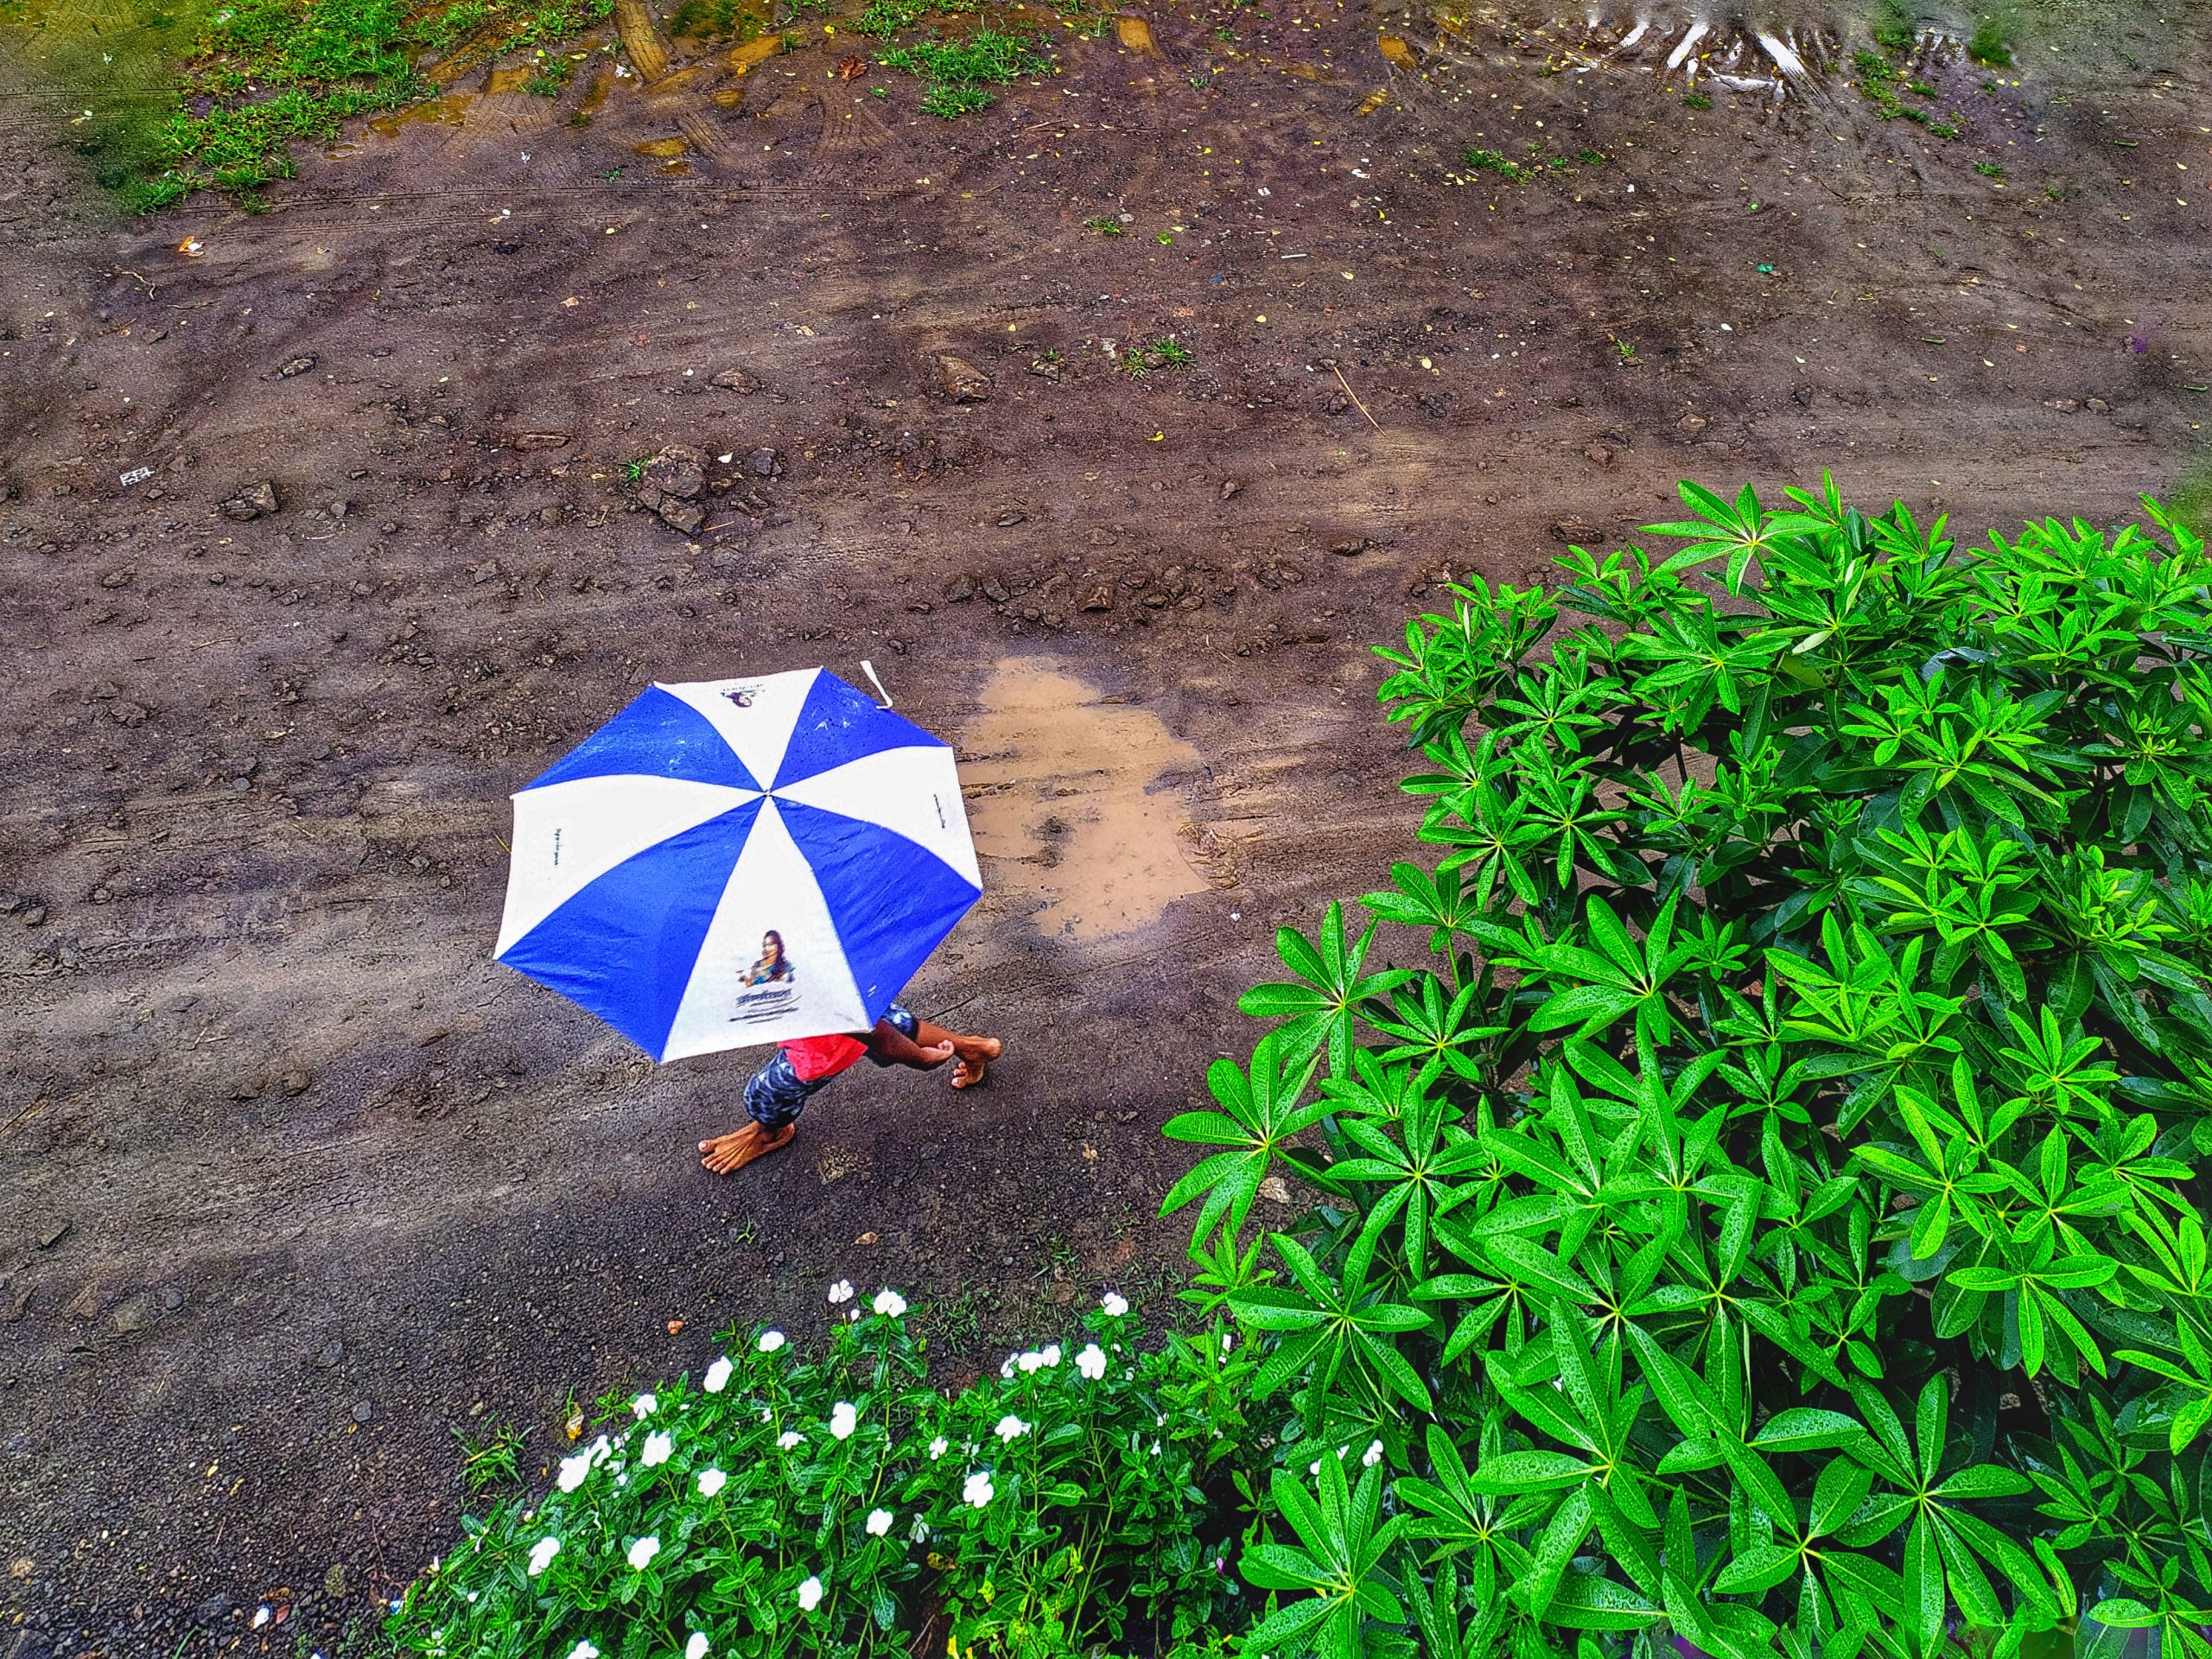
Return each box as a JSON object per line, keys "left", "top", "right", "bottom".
{"left": 2, "top": 0, "right": 2209, "bottom": 1649}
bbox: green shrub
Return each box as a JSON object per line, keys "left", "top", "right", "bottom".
{"left": 387, "top": 1289, "right": 1260, "bottom": 1657}
{"left": 1168, "top": 480, "right": 2212, "bottom": 1658}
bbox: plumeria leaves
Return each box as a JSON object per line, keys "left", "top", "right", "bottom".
{"left": 1238, "top": 900, "right": 1414, "bottom": 1077}
{"left": 1179, "top": 482, "right": 2212, "bottom": 1659}
{"left": 1160, "top": 1030, "right": 1325, "bottom": 1246}
{"left": 1242, "top": 1459, "right": 1409, "bottom": 1659}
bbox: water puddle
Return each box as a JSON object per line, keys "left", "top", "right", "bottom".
{"left": 1114, "top": 14, "right": 1157, "bottom": 52}
{"left": 724, "top": 31, "right": 785, "bottom": 69}
{"left": 632, "top": 135, "right": 690, "bottom": 156}
{"left": 960, "top": 658, "right": 1210, "bottom": 944}
{"left": 486, "top": 63, "right": 533, "bottom": 92}
{"left": 367, "top": 90, "right": 475, "bottom": 138}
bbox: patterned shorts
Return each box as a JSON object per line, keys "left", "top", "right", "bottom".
{"left": 743, "top": 1005, "right": 918, "bottom": 1129}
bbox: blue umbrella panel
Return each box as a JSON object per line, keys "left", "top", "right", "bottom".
{"left": 494, "top": 669, "right": 982, "bottom": 1060}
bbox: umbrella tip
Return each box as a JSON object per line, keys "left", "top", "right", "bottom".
{"left": 859, "top": 659, "right": 893, "bottom": 709}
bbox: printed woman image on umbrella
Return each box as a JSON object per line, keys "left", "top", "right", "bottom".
{"left": 493, "top": 666, "right": 1002, "bottom": 1173}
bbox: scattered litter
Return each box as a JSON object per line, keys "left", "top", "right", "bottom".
{"left": 177, "top": 237, "right": 205, "bottom": 257}
{"left": 118, "top": 467, "right": 154, "bottom": 486}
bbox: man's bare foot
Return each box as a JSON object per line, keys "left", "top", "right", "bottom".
{"left": 699, "top": 1121, "right": 795, "bottom": 1174}
{"left": 950, "top": 1036, "right": 1002, "bottom": 1090}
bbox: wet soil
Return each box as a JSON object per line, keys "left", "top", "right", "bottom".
{"left": 2, "top": 0, "right": 2209, "bottom": 1651}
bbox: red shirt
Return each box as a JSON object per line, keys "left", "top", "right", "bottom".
{"left": 779, "top": 1033, "right": 868, "bottom": 1082}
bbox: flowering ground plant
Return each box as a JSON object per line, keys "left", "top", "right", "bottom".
{"left": 387, "top": 1289, "right": 1259, "bottom": 1659}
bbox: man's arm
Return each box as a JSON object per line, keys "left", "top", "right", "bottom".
{"left": 861, "top": 1019, "right": 954, "bottom": 1069}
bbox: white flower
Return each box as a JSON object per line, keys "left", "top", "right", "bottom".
{"left": 910, "top": 1514, "right": 931, "bottom": 1543}
{"left": 1222, "top": 1331, "right": 1235, "bottom": 1352}
{"left": 865, "top": 1508, "right": 894, "bottom": 1536}
{"left": 685, "top": 1636, "right": 710, "bottom": 1659}
{"left": 1000, "top": 1357, "right": 1016, "bottom": 1380}
{"left": 1016, "top": 1350, "right": 1045, "bottom": 1374}
{"left": 830, "top": 1401, "right": 860, "bottom": 1440}
{"left": 758, "top": 1330, "right": 787, "bottom": 1354}
{"left": 527, "top": 1536, "right": 560, "bottom": 1576}
{"left": 963, "top": 1471, "right": 995, "bottom": 1507}
{"left": 872, "top": 1288, "right": 907, "bottom": 1318}
{"left": 632, "top": 1393, "right": 658, "bottom": 1420}
{"left": 641, "top": 1431, "right": 674, "bottom": 1468}
{"left": 929, "top": 1436, "right": 950, "bottom": 1460}
{"left": 626, "top": 1536, "right": 660, "bottom": 1571}
{"left": 703, "top": 1356, "right": 734, "bottom": 1393}
{"left": 1102, "top": 1292, "right": 1129, "bottom": 1317}
{"left": 697, "top": 1467, "right": 727, "bottom": 1497}
{"left": 1363, "top": 1440, "right": 1384, "bottom": 1467}
{"left": 827, "top": 1280, "right": 855, "bottom": 1305}
{"left": 778, "top": 1430, "right": 804, "bottom": 1451}
{"left": 1040, "top": 1344, "right": 1062, "bottom": 1368}
{"left": 797, "top": 1575, "right": 824, "bottom": 1611}
{"left": 994, "top": 1414, "right": 1029, "bottom": 1442}
{"left": 556, "top": 1450, "right": 592, "bottom": 1492}
{"left": 1150, "top": 1440, "right": 1162, "bottom": 1457}
{"left": 588, "top": 1434, "right": 613, "bottom": 1465}
{"left": 1076, "top": 1344, "right": 1108, "bottom": 1380}
{"left": 565, "top": 1643, "right": 600, "bottom": 1659}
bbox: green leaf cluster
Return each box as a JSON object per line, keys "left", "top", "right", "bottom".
{"left": 1166, "top": 479, "right": 2212, "bottom": 1659}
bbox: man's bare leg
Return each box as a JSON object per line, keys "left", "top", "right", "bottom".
{"left": 699, "top": 1120, "right": 795, "bottom": 1174}
{"left": 913, "top": 1020, "right": 1003, "bottom": 1090}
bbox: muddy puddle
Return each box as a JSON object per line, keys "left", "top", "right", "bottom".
{"left": 961, "top": 658, "right": 1211, "bottom": 944}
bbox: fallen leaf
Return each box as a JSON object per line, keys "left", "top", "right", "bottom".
{"left": 855, "top": 1231, "right": 880, "bottom": 1245}
{"left": 665, "top": 1319, "right": 684, "bottom": 1335}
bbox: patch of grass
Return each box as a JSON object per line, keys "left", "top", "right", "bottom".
{"left": 453, "top": 1419, "right": 526, "bottom": 1493}
{"left": 670, "top": 0, "right": 766, "bottom": 40}
{"left": 1463, "top": 145, "right": 1529, "bottom": 182}
{"left": 1967, "top": 10, "right": 2015, "bottom": 64}
{"left": 925, "top": 1283, "right": 992, "bottom": 1351}
{"left": 877, "top": 24, "right": 1052, "bottom": 115}
{"left": 124, "top": 0, "right": 613, "bottom": 207}
{"left": 1974, "top": 159, "right": 2006, "bottom": 178}
{"left": 1084, "top": 214, "right": 1123, "bottom": 235}
{"left": 1852, "top": 48, "right": 1961, "bottom": 137}
{"left": 1871, "top": 0, "right": 1917, "bottom": 52}
{"left": 852, "top": 0, "right": 925, "bottom": 33}
{"left": 1682, "top": 90, "right": 1712, "bottom": 109}
{"left": 1577, "top": 148, "right": 1606, "bottom": 166}
{"left": 521, "top": 48, "right": 580, "bottom": 92}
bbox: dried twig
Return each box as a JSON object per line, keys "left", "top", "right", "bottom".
{"left": 1332, "top": 364, "right": 1382, "bottom": 430}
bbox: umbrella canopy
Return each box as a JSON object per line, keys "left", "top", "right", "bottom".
{"left": 494, "top": 669, "right": 981, "bottom": 1061}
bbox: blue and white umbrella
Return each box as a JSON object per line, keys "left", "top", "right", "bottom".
{"left": 494, "top": 669, "right": 981, "bottom": 1061}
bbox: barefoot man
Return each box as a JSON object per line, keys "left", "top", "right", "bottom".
{"left": 700, "top": 1004, "right": 1002, "bottom": 1174}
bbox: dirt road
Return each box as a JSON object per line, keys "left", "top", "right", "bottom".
{"left": 2, "top": 0, "right": 2207, "bottom": 1649}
